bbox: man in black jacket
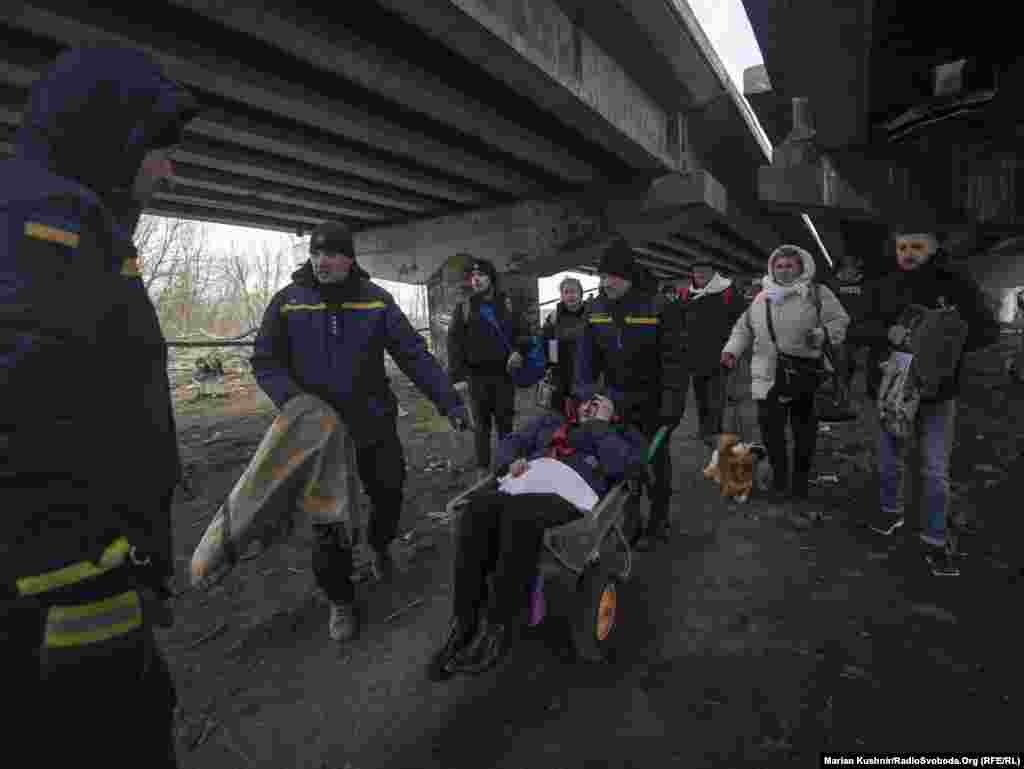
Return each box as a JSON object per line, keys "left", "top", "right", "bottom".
{"left": 849, "top": 228, "right": 999, "bottom": 576}
{"left": 1, "top": 44, "right": 199, "bottom": 766}
{"left": 678, "top": 259, "right": 745, "bottom": 445}
{"left": 447, "top": 257, "right": 531, "bottom": 478}
{"left": 574, "top": 238, "right": 689, "bottom": 550}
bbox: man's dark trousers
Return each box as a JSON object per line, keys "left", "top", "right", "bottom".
{"left": 313, "top": 429, "right": 406, "bottom": 603}
{"left": 469, "top": 373, "right": 515, "bottom": 471}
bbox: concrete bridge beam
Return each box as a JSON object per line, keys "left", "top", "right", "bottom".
{"left": 165, "top": 0, "right": 601, "bottom": 186}
{"left": 1, "top": 3, "right": 546, "bottom": 197}
{"left": 376, "top": 0, "right": 680, "bottom": 171}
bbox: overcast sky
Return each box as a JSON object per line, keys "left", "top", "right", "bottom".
{"left": 171, "top": 1, "right": 765, "bottom": 305}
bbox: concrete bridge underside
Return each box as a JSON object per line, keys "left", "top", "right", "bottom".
{"left": 741, "top": 0, "right": 1024, "bottom": 301}
{"left": 2, "top": 0, "right": 833, "bottom": 363}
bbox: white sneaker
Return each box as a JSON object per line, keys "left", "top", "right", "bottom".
{"left": 328, "top": 601, "right": 359, "bottom": 642}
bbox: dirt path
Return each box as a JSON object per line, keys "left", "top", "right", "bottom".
{"left": 164, "top": 355, "right": 1022, "bottom": 768}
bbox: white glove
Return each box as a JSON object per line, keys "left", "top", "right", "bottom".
{"left": 507, "top": 352, "right": 524, "bottom": 371}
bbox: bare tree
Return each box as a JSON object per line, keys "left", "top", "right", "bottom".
{"left": 215, "top": 235, "right": 297, "bottom": 335}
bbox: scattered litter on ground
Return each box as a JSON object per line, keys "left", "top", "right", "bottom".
{"left": 384, "top": 598, "right": 425, "bottom": 623}
{"left": 190, "top": 716, "right": 220, "bottom": 750}
{"left": 910, "top": 603, "right": 958, "bottom": 625}
{"left": 186, "top": 621, "right": 229, "bottom": 650}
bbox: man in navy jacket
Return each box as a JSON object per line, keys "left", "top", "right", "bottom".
{"left": 252, "top": 221, "right": 468, "bottom": 641}
{"left": 574, "top": 238, "right": 689, "bottom": 551}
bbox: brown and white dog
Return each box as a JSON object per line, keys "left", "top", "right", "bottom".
{"left": 703, "top": 434, "right": 769, "bottom": 503}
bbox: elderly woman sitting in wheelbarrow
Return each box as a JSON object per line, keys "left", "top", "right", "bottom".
{"left": 428, "top": 395, "right": 649, "bottom": 680}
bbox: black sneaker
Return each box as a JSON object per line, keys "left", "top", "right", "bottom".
{"left": 924, "top": 547, "right": 961, "bottom": 577}
{"left": 920, "top": 535, "right": 961, "bottom": 577}
{"left": 869, "top": 511, "right": 904, "bottom": 536}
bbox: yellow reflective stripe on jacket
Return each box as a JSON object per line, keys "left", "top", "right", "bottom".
{"left": 44, "top": 590, "right": 143, "bottom": 648}
{"left": 15, "top": 537, "right": 131, "bottom": 597}
{"left": 624, "top": 316, "right": 659, "bottom": 325}
{"left": 281, "top": 303, "right": 327, "bottom": 314}
{"left": 281, "top": 301, "right": 386, "bottom": 314}
{"left": 121, "top": 255, "right": 141, "bottom": 277}
{"left": 24, "top": 221, "right": 80, "bottom": 248}
{"left": 588, "top": 314, "right": 613, "bottom": 324}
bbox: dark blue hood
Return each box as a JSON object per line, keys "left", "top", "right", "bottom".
{"left": 15, "top": 44, "right": 199, "bottom": 234}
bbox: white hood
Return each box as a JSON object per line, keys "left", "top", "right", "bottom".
{"left": 759, "top": 245, "right": 817, "bottom": 303}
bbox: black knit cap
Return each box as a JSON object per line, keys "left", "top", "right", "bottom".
{"left": 309, "top": 221, "right": 355, "bottom": 257}
{"left": 468, "top": 257, "right": 498, "bottom": 285}
{"left": 597, "top": 237, "right": 636, "bottom": 279}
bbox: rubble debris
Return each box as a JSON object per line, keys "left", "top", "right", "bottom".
{"left": 219, "top": 729, "right": 255, "bottom": 767}
{"left": 190, "top": 716, "right": 220, "bottom": 750}
{"left": 186, "top": 621, "right": 229, "bottom": 650}
{"left": 910, "top": 603, "right": 958, "bottom": 624}
{"left": 384, "top": 597, "right": 425, "bottom": 623}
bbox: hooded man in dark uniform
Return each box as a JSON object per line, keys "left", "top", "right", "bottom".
{"left": 574, "top": 238, "right": 689, "bottom": 550}
{"left": 1, "top": 44, "right": 200, "bottom": 766}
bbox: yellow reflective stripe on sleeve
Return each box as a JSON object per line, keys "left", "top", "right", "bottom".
{"left": 588, "top": 315, "right": 613, "bottom": 324}
{"left": 15, "top": 537, "right": 131, "bottom": 597}
{"left": 281, "top": 301, "right": 386, "bottom": 313}
{"left": 121, "top": 256, "right": 141, "bottom": 277}
{"left": 44, "top": 590, "right": 143, "bottom": 648}
{"left": 624, "top": 316, "right": 659, "bottom": 325}
{"left": 24, "top": 222, "right": 80, "bottom": 248}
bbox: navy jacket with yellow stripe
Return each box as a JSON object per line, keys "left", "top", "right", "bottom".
{"left": 573, "top": 287, "right": 689, "bottom": 430}
{"left": 252, "top": 261, "right": 461, "bottom": 448}
{"left": 1, "top": 46, "right": 196, "bottom": 585}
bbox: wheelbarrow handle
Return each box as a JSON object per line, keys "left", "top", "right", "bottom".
{"left": 645, "top": 425, "right": 670, "bottom": 464}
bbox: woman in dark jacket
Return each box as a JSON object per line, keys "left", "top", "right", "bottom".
{"left": 540, "top": 277, "right": 587, "bottom": 415}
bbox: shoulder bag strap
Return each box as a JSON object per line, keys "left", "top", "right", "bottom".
{"left": 764, "top": 297, "right": 779, "bottom": 348}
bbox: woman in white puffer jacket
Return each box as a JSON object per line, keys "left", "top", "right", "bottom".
{"left": 720, "top": 245, "right": 849, "bottom": 502}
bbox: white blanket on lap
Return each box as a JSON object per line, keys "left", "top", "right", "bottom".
{"left": 497, "top": 457, "right": 600, "bottom": 512}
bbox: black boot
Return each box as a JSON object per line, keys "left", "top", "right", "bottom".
{"left": 456, "top": 619, "right": 511, "bottom": 675}
{"left": 426, "top": 614, "right": 479, "bottom": 682}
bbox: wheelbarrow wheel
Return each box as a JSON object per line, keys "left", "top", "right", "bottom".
{"left": 572, "top": 564, "right": 620, "bottom": 663}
